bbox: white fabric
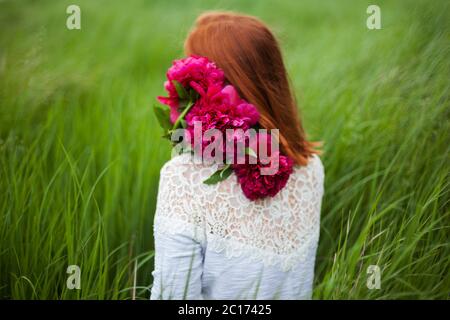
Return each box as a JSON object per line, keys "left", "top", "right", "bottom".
{"left": 150, "top": 153, "right": 324, "bottom": 300}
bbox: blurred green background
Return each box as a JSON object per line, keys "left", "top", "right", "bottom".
{"left": 0, "top": 0, "right": 449, "bottom": 299}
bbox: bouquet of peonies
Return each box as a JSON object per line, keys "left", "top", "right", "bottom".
{"left": 154, "top": 55, "right": 294, "bottom": 201}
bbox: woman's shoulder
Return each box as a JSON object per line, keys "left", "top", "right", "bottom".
{"left": 292, "top": 154, "right": 324, "bottom": 183}
{"left": 159, "top": 153, "right": 220, "bottom": 193}
{"left": 158, "top": 152, "right": 324, "bottom": 203}
{"left": 163, "top": 153, "right": 324, "bottom": 171}
{"left": 160, "top": 153, "right": 192, "bottom": 173}
{"left": 161, "top": 153, "right": 324, "bottom": 185}
{"left": 161, "top": 153, "right": 217, "bottom": 176}
{"left": 308, "top": 154, "right": 325, "bottom": 179}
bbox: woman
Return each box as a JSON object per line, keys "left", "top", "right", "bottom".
{"left": 151, "top": 11, "right": 324, "bottom": 300}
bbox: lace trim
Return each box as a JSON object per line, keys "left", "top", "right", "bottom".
{"left": 154, "top": 153, "right": 324, "bottom": 272}
{"left": 154, "top": 215, "right": 320, "bottom": 272}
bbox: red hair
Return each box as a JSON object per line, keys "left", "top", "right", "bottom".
{"left": 184, "top": 11, "right": 319, "bottom": 166}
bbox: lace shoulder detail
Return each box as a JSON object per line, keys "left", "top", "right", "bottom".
{"left": 154, "top": 153, "right": 324, "bottom": 271}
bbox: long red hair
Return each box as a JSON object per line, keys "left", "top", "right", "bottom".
{"left": 184, "top": 11, "right": 319, "bottom": 166}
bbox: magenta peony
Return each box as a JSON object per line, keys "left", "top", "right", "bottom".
{"left": 185, "top": 84, "right": 259, "bottom": 145}
{"left": 233, "top": 155, "right": 294, "bottom": 200}
{"left": 157, "top": 55, "right": 225, "bottom": 123}
{"left": 232, "top": 133, "right": 294, "bottom": 200}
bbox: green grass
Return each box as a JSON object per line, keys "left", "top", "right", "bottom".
{"left": 0, "top": 0, "right": 449, "bottom": 299}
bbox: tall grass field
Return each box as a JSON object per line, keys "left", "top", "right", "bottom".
{"left": 0, "top": 0, "right": 449, "bottom": 299}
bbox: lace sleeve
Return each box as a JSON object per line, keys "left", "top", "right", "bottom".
{"left": 152, "top": 154, "right": 216, "bottom": 243}
{"left": 150, "top": 155, "right": 209, "bottom": 300}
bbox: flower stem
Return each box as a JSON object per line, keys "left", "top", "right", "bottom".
{"left": 172, "top": 101, "right": 194, "bottom": 130}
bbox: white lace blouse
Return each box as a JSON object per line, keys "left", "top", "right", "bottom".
{"left": 150, "top": 153, "right": 324, "bottom": 300}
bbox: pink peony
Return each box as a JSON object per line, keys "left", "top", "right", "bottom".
{"left": 232, "top": 133, "right": 294, "bottom": 200}
{"left": 157, "top": 55, "right": 225, "bottom": 123}
{"left": 185, "top": 85, "right": 259, "bottom": 153}
{"left": 233, "top": 155, "right": 294, "bottom": 200}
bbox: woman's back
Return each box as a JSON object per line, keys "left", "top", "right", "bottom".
{"left": 151, "top": 153, "right": 324, "bottom": 299}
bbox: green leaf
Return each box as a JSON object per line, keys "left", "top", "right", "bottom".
{"left": 203, "top": 164, "right": 233, "bottom": 185}
{"left": 172, "top": 101, "right": 194, "bottom": 130}
{"left": 177, "top": 99, "right": 188, "bottom": 112}
{"left": 162, "top": 130, "right": 172, "bottom": 140}
{"left": 245, "top": 147, "right": 257, "bottom": 158}
{"left": 153, "top": 104, "right": 172, "bottom": 130}
{"left": 189, "top": 89, "right": 199, "bottom": 101}
{"left": 172, "top": 80, "right": 188, "bottom": 100}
